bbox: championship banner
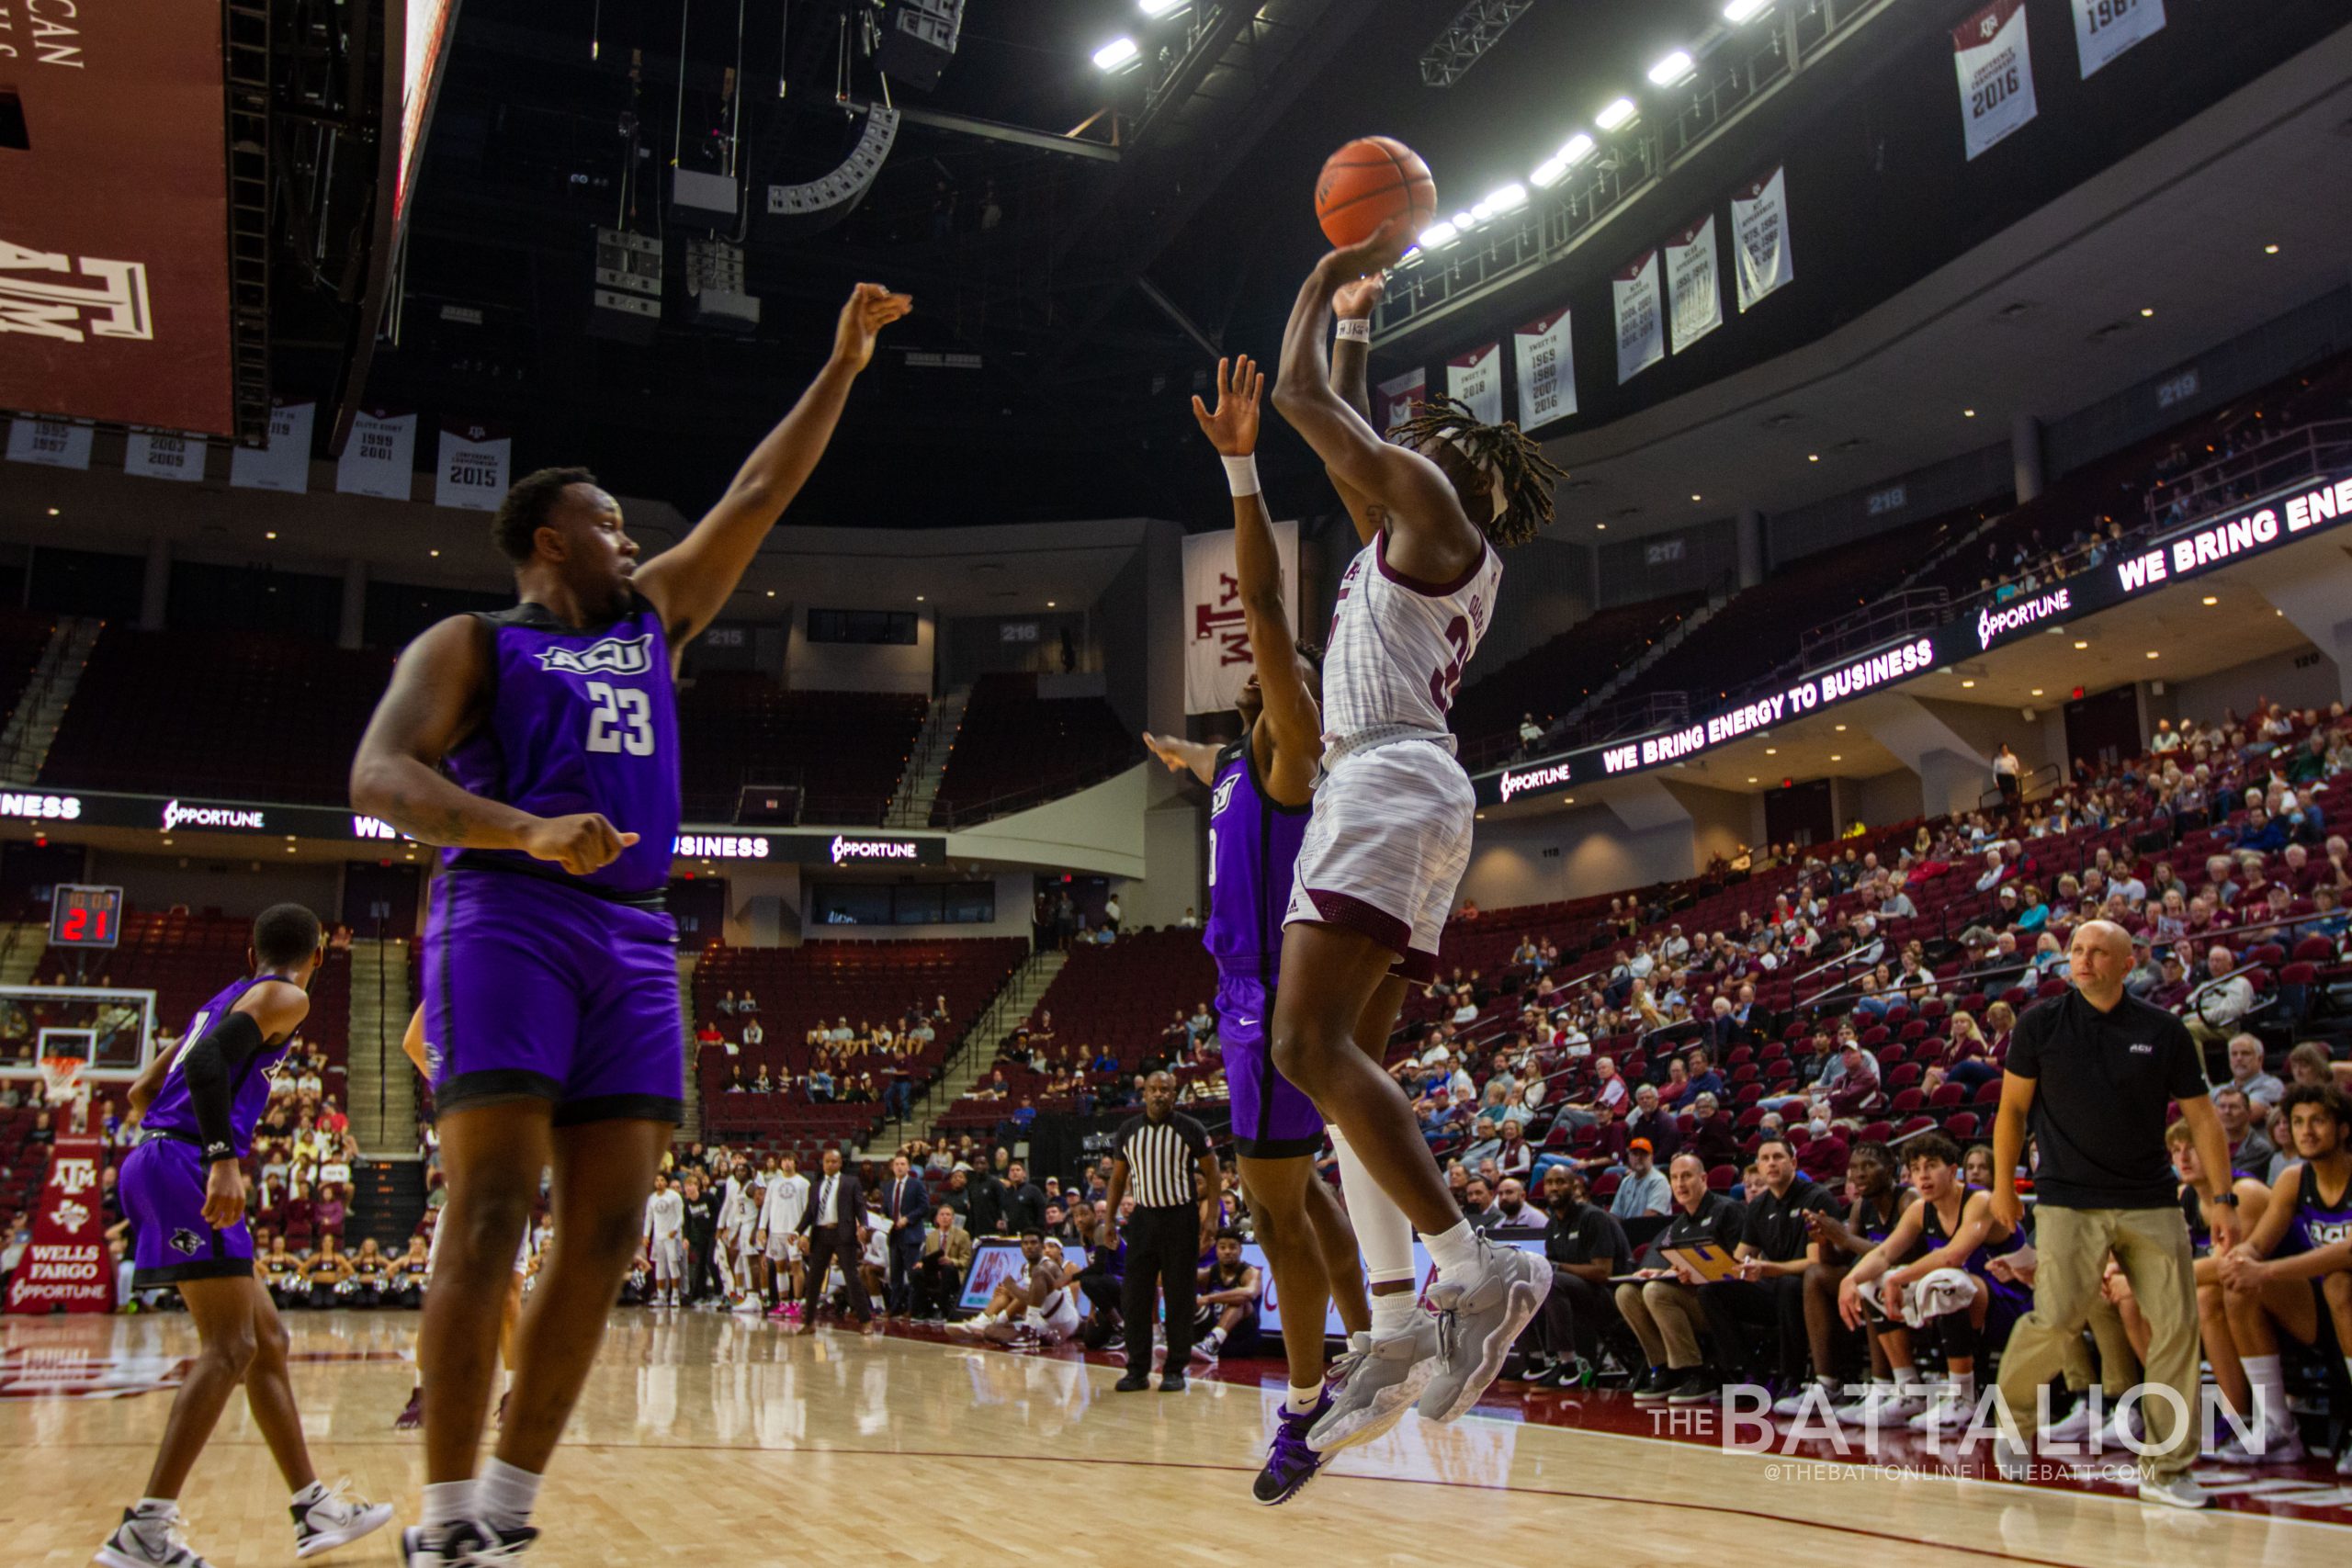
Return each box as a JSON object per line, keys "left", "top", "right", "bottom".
{"left": 1512, "top": 310, "right": 1574, "bottom": 430}
{"left": 5, "top": 1134, "right": 115, "bottom": 1314}
{"left": 1446, "top": 343, "right": 1502, "bottom": 427}
{"left": 2071, "top": 0, "right": 2163, "bottom": 77}
{"left": 1182, "top": 518, "right": 1300, "bottom": 716}
{"left": 335, "top": 408, "right": 419, "bottom": 500}
{"left": 1953, "top": 0, "right": 2039, "bottom": 161}
{"left": 1665, "top": 219, "right": 1722, "bottom": 354}
{"left": 0, "top": 6, "right": 233, "bottom": 434}
{"left": 229, "top": 400, "right": 316, "bottom": 493}
{"left": 1377, "top": 368, "right": 1427, "bottom": 433}
{"left": 125, "top": 430, "right": 208, "bottom": 483}
{"left": 5, "top": 418, "right": 94, "bottom": 470}
{"left": 436, "top": 421, "right": 513, "bottom": 511}
{"left": 1731, "top": 167, "right": 1794, "bottom": 312}
{"left": 1613, "top": 252, "right": 1665, "bottom": 384}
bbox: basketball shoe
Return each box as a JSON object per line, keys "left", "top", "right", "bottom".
{"left": 399, "top": 1520, "right": 537, "bottom": 1565}
{"left": 95, "top": 1502, "right": 212, "bottom": 1568}
{"left": 1253, "top": 1393, "right": 1332, "bottom": 1506}
{"left": 290, "top": 1479, "right": 396, "bottom": 1559}
{"left": 1307, "top": 1320, "right": 1438, "bottom": 1455}
{"left": 1416, "top": 1238, "right": 1554, "bottom": 1423}
{"left": 394, "top": 1388, "right": 424, "bottom": 1430}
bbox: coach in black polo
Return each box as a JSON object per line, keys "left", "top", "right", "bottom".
{"left": 1104, "top": 1070, "right": 1220, "bottom": 1392}
{"left": 1990, "top": 918, "right": 2238, "bottom": 1508}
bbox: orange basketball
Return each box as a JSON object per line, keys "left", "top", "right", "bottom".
{"left": 1315, "top": 136, "right": 1437, "bottom": 249}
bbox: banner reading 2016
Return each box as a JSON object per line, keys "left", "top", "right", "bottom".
{"left": 1512, "top": 310, "right": 1573, "bottom": 431}
{"left": 1953, "top": 0, "right": 2039, "bottom": 161}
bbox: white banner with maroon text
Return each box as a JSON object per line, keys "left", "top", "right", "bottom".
{"left": 1613, "top": 252, "right": 1665, "bottom": 384}
{"left": 436, "top": 420, "right": 512, "bottom": 511}
{"left": 125, "top": 428, "right": 208, "bottom": 482}
{"left": 2071, "top": 0, "right": 2162, "bottom": 77}
{"left": 1182, "top": 519, "right": 1300, "bottom": 716}
{"left": 5, "top": 1134, "right": 115, "bottom": 1314}
{"left": 1953, "top": 0, "right": 2039, "bottom": 161}
{"left": 336, "top": 408, "right": 419, "bottom": 500}
{"left": 1665, "top": 217, "right": 1722, "bottom": 354}
{"left": 229, "top": 399, "right": 315, "bottom": 493}
{"left": 1512, "top": 309, "right": 1573, "bottom": 430}
{"left": 1377, "top": 368, "right": 1426, "bottom": 433}
{"left": 1446, "top": 343, "right": 1502, "bottom": 427}
{"left": 1731, "top": 166, "right": 1795, "bottom": 313}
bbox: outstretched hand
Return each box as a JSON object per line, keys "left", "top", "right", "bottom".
{"left": 832, "top": 282, "right": 914, "bottom": 371}
{"left": 1319, "top": 217, "right": 1417, "bottom": 288}
{"left": 1334, "top": 272, "right": 1386, "bottom": 321}
{"left": 1141, "top": 731, "right": 1194, "bottom": 774}
{"left": 1191, "top": 355, "right": 1264, "bottom": 457}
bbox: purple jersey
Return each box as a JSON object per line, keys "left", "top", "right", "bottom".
{"left": 2289, "top": 1161, "right": 2352, "bottom": 1255}
{"left": 1204, "top": 733, "right": 1311, "bottom": 982}
{"left": 139, "top": 974, "right": 291, "bottom": 1159}
{"left": 443, "top": 594, "right": 681, "bottom": 897}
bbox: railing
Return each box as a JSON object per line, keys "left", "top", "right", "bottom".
{"left": 928, "top": 751, "right": 1143, "bottom": 830}
{"left": 1545, "top": 691, "right": 1692, "bottom": 754}
{"left": 1798, "top": 588, "right": 1951, "bottom": 666}
{"left": 2143, "top": 419, "right": 2352, "bottom": 528}
{"left": 1977, "top": 762, "right": 2063, "bottom": 815}
{"left": 1375, "top": 0, "right": 1891, "bottom": 338}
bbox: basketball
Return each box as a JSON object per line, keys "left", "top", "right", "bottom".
{"left": 1315, "top": 136, "right": 1436, "bottom": 248}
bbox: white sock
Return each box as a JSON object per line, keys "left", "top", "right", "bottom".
{"left": 2244, "top": 1353, "right": 2286, "bottom": 1427}
{"left": 134, "top": 1497, "right": 177, "bottom": 1519}
{"left": 1209, "top": 1326, "right": 1227, "bottom": 1348}
{"left": 478, "top": 1458, "right": 541, "bottom": 1532}
{"left": 1329, "top": 1125, "right": 1418, "bottom": 1294}
{"left": 421, "top": 1480, "right": 476, "bottom": 1530}
{"left": 1893, "top": 1366, "right": 1919, "bottom": 1390}
{"left": 1948, "top": 1371, "right": 1975, "bottom": 1404}
{"left": 1369, "top": 1290, "right": 1418, "bottom": 1338}
{"left": 1421, "top": 1218, "right": 1487, "bottom": 1283}
{"left": 292, "top": 1480, "right": 328, "bottom": 1507}
{"left": 1286, "top": 1383, "right": 1320, "bottom": 1415}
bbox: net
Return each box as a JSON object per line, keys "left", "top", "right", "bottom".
{"left": 37, "top": 1053, "right": 86, "bottom": 1110}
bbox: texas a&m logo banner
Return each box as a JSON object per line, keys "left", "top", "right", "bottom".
{"left": 1182, "top": 520, "right": 1300, "bottom": 716}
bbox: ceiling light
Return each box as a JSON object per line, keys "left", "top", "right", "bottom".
{"left": 765, "top": 589, "right": 775, "bottom": 597}
{"left": 1046, "top": 601, "right": 1057, "bottom": 608}
{"left": 1419, "top": 220, "right": 1460, "bottom": 247}
{"left": 2201, "top": 595, "right": 2217, "bottom": 605}
{"left": 1830, "top": 754, "right": 1842, "bottom": 761}
{"left": 265, "top": 530, "right": 277, "bottom": 539}
{"left": 1764, "top": 748, "right": 1777, "bottom": 755}
{"left": 1962, "top": 409, "right": 1976, "bottom": 418}
{"left": 1690, "top": 493, "right": 1702, "bottom": 502}
{"left": 1595, "top": 96, "right": 1637, "bottom": 130}
{"left": 1724, "top": 0, "right": 1773, "bottom": 20}
{"left": 1138, "top": 0, "right": 1189, "bottom": 15}
{"left": 1834, "top": 724, "right": 1846, "bottom": 731}
{"left": 1962, "top": 680, "right": 1976, "bottom": 689}
{"left": 1596, "top": 523, "right": 1608, "bottom": 531}
{"left": 2139, "top": 307, "right": 2154, "bottom": 317}
{"left": 1747, "top": 777, "right": 1758, "bottom": 784}
{"left": 2145, "top": 650, "right": 2159, "bottom": 659}
{"left": 2030, "top": 688, "right": 2043, "bottom": 696}
{"left": 429, "top": 548, "right": 441, "bottom": 558}
{"left": 1807, "top": 454, "right": 1819, "bottom": 463}
{"left": 1481, "top": 182, "right": 1527, "bottom": 214}
{"left": 1092, "top": 37, "right": 1139, "bottom": 71}
{"left": 2073, "top": 640, "right": 2088, "bottom": 649}
{"left": 1451, "top": 209, "right": 1476, "bottom": 230}
{"left": 1561, "top": 133, "right": 1596, "bottom": 165}
{"left": 916, "top": 594, "right": 926, "bottom": 603}
{"left": 1531, "top": 157, "right": 1568, "bottom": 188}
{"left": 2264, "top": 243, "right": 2279, "bottom": 254}
{"left": 1647, "top": 51, "right": 1695, "bottom": 86}
{"left": 45, "top": 507, "right": 59, "bottom": 516}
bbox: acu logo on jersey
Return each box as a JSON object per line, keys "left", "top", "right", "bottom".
{"left": 1211, "top": 775, "right": 1238, "bottom": 818}
{"left": 535, "top": 633, "right": 653, "bottom": 678}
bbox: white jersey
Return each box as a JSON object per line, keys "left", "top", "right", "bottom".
{"left": 759, "top": 1172, "right": 810, "bottom": 1238}
{"left": 644, "top": 1189, "right": 684, "bottom": 1243}
{"left": 1319, "top": 531, "right": 1501, "bottom": 751}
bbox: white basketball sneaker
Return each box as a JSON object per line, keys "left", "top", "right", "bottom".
{"left": 95, "top": 1503, "right": 212, "bottom": 1568}
{"left": 290, "top": 1479, "right": 395, "bottom": 1559}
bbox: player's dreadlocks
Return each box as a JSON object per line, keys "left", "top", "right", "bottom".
{"left": 1384, "top": 395, "right": 1566, "bottom": 548}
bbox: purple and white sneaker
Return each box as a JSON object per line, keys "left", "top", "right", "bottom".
{"left": 1253, "top": 1393, "right": 1332, "bottom": 1506}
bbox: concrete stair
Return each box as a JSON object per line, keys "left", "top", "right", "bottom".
{"left": 860, "top": 948, "right": 1062, "bottom": 1156}
{"left": 885, "top": 685, "right": 969, "bottom": 828}
{"left": 0, "top": 615, "right": 103, "bottom": 784}
{"left": 0, "top": 922, "right": 48, "bottom": 987}
{"left": 344, "top": 938, "right": 417, "bottom": 1157}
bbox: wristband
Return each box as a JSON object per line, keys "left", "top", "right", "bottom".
{"left": 1222, "top": 454, "right": 1261, "bottom": 498}
{"left": 1335, "top": 316, "right": 1373, "bottom": 344}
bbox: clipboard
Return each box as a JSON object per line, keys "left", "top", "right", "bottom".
{"left": 1607, "top": 1241, "right": 1744, "bottom": 1284}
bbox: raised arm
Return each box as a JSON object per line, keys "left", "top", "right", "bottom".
{"left": 350, "top": 615, "right": 637, "bottom": 875}
{"left": 1327, "top": 275, "right": 1385, "bottom": 546}
{"left": 1272, "top": 225, "right": 1473, "bottom": 576}
{"left": 632, "top": 283, "right": 910, "bottom": 642}
{"left": 1192, "top": 355, "right": 1320, "bottom": 802}
{"left": 1141, "top": 732, "right": 1222, "bottom": 787}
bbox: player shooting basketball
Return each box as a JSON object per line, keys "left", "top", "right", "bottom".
{"left": 1141, "top": 353, "right": 1371, "bottom": 1503}
{"left": 1268, "top": 216, "right": 1565, "bottom": 1454}
{"left": 351, "top": 282, "right": 908, "bottom": 1568}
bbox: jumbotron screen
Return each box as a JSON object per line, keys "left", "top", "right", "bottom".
{"left": 395, "top": 0, "right": 464, "bottom": 226}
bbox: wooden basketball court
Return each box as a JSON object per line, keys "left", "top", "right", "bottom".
{"left": 5, "top": 1309, "right": 2346, "bottom": 1566}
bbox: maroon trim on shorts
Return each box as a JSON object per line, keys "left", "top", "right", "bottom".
{"left": 1374, "top": 529, "right": 1487, "bottom": 597}
{"left": 1300, "top": 887, "right": 1410, "bottom": 957}
{"left": 1392, "top": 948, "right": 1441, "bottom": 984}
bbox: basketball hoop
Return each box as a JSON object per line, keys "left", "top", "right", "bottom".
{"left": 38, "top": 1053, "right": 87, "bottom": 1111}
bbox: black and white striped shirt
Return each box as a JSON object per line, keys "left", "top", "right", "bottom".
{"left": 1114, "top": 1111, "right": 1212, "bottom": 1210}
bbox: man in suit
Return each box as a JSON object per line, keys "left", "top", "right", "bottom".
{"left": 793, "top": 1146, "right": 874, "bottom": 1334}
{"left": 878, "top": 1153, "right": 929, "bottom": 1317}
{"left": 914, "top": 1203, "right": 973, "bottom": 1319}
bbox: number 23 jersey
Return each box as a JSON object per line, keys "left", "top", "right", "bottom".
{"left": 442, "top": 595, "right": 682, "bottom": 897}
{"left": 1320, "top": 530, "right": 1501, "bottom": 750}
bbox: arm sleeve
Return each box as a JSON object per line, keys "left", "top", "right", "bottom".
{"left": 179, "top": 1011, "right": 269, "bottom": 1164}
{"left": 2004, "top": 1010, "right": 2044, "bottom": 1079}
{"left": 1182, "top": 1117, "right": 1214, "bottom": 1160}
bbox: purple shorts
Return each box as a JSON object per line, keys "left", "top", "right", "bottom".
{"left": 122, "top": 1135, "right": 255, "bottom": 1287}
{"left": 1217, "top": 972, "right": 1323, "bottom": 1159}
{"left": 424, "top": 864, "right": 684, "bottom": 1125}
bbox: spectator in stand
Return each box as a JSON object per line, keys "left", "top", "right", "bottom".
{"left": 1518, "top": 713, "right": 1545, "bottom": 754}
{"left": 1976, "top": 848, "right": 2012, "bottom": 894}
{"left": 913, "top": 1204, "right": 971, "bottom": 1320}
{"left": 1686, "top": 1094, "right": 1742, "bottom": 1172}
{"left": 2222, "top": 1033, "right": 2288, "bottom": 1111}
{"left": 2186, "top": 945, "right": 2255, "bottom": 1052}
{"left": 1610, "top": 1141, "right": 1670, "bottom": 1221}
{"left": 1626, "top": 1084, "right": 1683, "bottom": 1163}
{"left": 695, "top": 1019, "right": 723, "bottom": 1051}
{"left": 1820, "top": 1041, "right": 1884, "bottom": 1119}
{"left": 2212, "top": 1086, "right": 2278, "bottom": 1177}
{"left": 1178, "top": 907, "right": 1202, "bottom": 931}
{"left": 1993, "top": 743, "right": 2023, "bottom": 803}
{"left": 2150, "top": 718, "right": 2183, "bottom": 754}
{"left": 1618, "top": 1152, "right": 1748, "bottom": 1404}
{"left": 741, "top": 1017, "right": 763, "bottom": 1051}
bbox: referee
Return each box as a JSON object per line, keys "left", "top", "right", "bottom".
{"left": 1105, "top": 1070, "right": 1220, "bottom": 1393}
{"left": 1990, "top": 919, "right": 2238, "bottom": 1509}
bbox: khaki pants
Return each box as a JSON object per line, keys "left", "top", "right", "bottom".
{"left": 1995, "top": 1204, "right": 2198, "bottom": 1481}
{"left": 1616, "top": 1279, "right": 1710, "bottom": 1370}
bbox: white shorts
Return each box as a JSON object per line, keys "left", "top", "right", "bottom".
{"left": 1024, "top": 1295, "right": 1080, "bottom": 1344}
{"left": 1284, "top": 738, "right": 1473, "bottom": 981}
{"left": 650, "top": 1236, "right": 684, "bottom": 1274}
